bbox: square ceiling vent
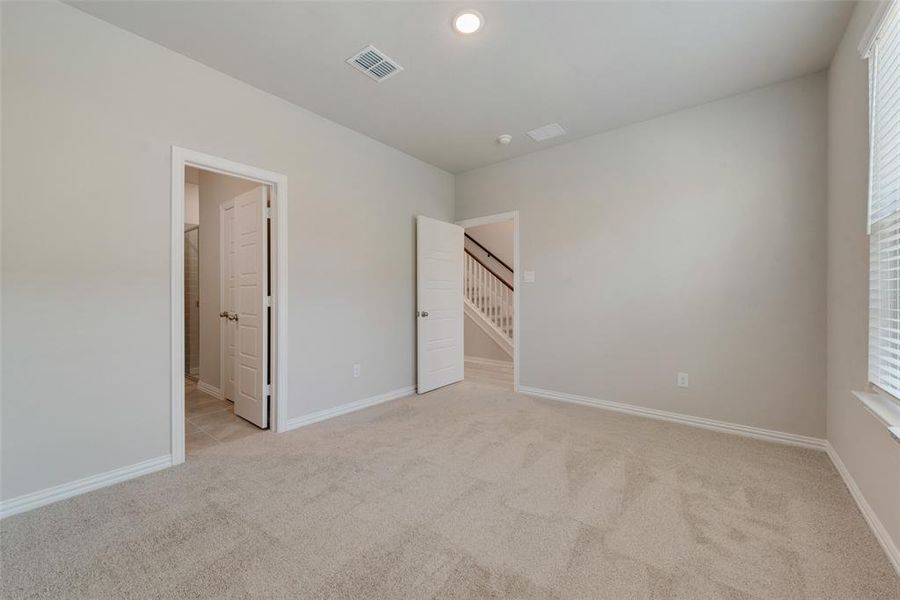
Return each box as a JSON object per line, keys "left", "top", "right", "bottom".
{"left": 527, "top": 123, "right": 566, "bottom": 142}
{"left": 347, "top": 45, "right": 403, "bottom": 82}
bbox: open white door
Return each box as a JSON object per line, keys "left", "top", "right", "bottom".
{"left": 221, "top": 199, "right": 236, "bottom": 402}
{"left": 233, "top": 186, "right": 268, "bottom": 427}
{"left": 417, "top": 215, "right": 464, "bottom": 393}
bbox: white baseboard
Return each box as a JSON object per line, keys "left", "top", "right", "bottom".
{"left": 196, "top": 380, "right": 224, "bottom": 400}
{"left": 284, "top": 385, "right": 416, "bottom": 431}
{"left": 465, "top": 356, "right": 513, "bottom": 369}
{"left": 826, "top": 443, "right": 900, "bottom": 576}
{"left": 519, "top": 386, "right": 827, "bottom": 451}
{"left": 0, "top": 455, "right": 173, "bottom": 519}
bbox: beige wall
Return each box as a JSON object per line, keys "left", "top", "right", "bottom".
{"left": 466, "top": 221, "right": 514, "bottom": 267}
{"left": 185, "top": 166, "right": 201, "bottom": 185}
{"left": 0, "top": 2, "right": 454, "bottom": 500}
{"left": 464, "top": 314, "right": 512, "bottom": 363}
{"left": 184, "top": 182, "right": 199, "bottom": 226}
{"left": 457, "top": 73, "right": 828, "bottom": 438}
{"left": 196, "top": 170, "right": 261, "bottom": 391}
{"left": 826, "top": 0, "right": 900, "bottom": 561}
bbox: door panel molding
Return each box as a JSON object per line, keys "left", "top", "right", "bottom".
{"left": 416, "top": 216, "right": 464, "bottom": 394}
{"left": 232, "top": 187, "right": 268, "bottom": 428}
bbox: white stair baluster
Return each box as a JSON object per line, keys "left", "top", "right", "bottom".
{"left": 463, "top": 249, "right": 513, "bottom": 346}
{"left": 490, "top": 275, "right": 495, "bottom": 326}
{"left": 501, "top": 284, "right": 505, "bottom": 333}
{"left": 504, "top": 285, "right": 509, "bottom": 335}
{"left": 492, "top": 277, "right": 497, "bottom": 327}
{"left": 468, "top": 255, "right": 472, "bottom": 301}
{"left": 481, "top": 265, "right": 486, "bottom": 314}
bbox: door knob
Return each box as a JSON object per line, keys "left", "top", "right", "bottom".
{"left": 219, "top": 311, "right": 229, "bottom": 318}
{"left": 420, "top": 311, "right": 429, "bottom": 317}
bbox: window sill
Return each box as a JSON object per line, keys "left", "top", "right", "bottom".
{"left": 852, "top": 390, "right": 900, "bottom": 442}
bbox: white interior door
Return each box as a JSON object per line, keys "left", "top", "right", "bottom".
{"left": 233, "top": 186, "right": 268, "bottom": 428}
{"left": 417, "top": 215, "right": 464, "bottom": 393}
{"left": 221, "top": 200, "right": 236, "bottom": 402}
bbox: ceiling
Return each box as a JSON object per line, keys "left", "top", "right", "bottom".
{"left": 71, "top": 1, "right": 854, "bottom": 173}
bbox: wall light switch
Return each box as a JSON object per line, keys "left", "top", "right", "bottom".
{"left": 353, "top": 363, "right": 361, "bottom": 378}
{"left": 677, "top": 372, "right": 689, "bottom": 388}
{"left": 523, "top": 271, "right": 535, "bottom": 283}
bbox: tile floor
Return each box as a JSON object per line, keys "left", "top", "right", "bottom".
{"left": 185, "top": 379, "right": 266, "bottom": 456}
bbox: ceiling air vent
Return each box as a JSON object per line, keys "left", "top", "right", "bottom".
{"left": 346, "top": 45, "right": 403, "bottom": 82}
{"left": 527, "top": 123, "right": 566, "bottom": 142}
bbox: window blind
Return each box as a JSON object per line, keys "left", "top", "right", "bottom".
{"left": 869, "top": 2, "right": 900, "bottom": 398}
{"left": 870, "top": 211, "right": 900, "bottom": 397}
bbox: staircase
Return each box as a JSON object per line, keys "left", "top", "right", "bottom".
{"left": 464, "top": 249, "right": 513, "bottom": 356}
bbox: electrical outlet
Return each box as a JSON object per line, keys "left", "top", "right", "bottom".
{"left": 677, "top": 372, "right": 689, "bottom": 388}
{"left": 353, "top": 363, "right": 361, "bottom": 378}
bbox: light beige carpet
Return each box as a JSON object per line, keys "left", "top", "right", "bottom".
{"left": 2, "top": 380, "right": 898, "bottom": 599}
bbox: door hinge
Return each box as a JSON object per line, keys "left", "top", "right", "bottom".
{"left": 265, "top": 384, "right": 272, "bottom": 396}
{"left": 265, "top": 295, "right": 272, "bottom": 307}
{"left": 265, "top": 206, "right": 272, "bottom": 219}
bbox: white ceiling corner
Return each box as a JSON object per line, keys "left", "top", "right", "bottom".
{"left": 70, "top": 1, "right": 854, "bottom": 173}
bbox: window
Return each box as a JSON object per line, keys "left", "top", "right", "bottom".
{"left": 867, "top": 2, "right": 900, "bottom": 399}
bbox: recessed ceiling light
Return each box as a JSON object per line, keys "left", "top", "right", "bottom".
{"left": 453, "top": 10, "right": 483, "bottom": 34}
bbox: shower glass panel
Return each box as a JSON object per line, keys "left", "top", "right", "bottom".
{"left": 184, "top": 227, "right": 200, "bottom": 379}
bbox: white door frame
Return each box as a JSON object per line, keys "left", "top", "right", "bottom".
{"left": 170, "top": 146, "right": 289, "bottom": 465}
{"left": 456, "top": 211, "right": 520, "bottom": 392}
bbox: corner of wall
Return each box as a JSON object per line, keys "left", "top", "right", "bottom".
{"left": 825, "top": 0, "right": 900, "bottom": 575}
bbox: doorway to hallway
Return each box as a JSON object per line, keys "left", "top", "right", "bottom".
{"left": 458, "top": 213, "right": 518, "bottom": 391}
{"left": 171, "top": 147, "right": 289, "bottom": 465}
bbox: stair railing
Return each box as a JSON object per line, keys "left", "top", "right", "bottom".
{"left": 464, "top": 250, "right": 513, "bottom": 341}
